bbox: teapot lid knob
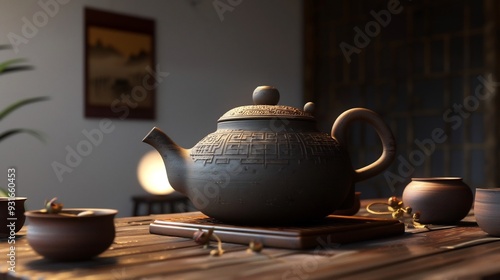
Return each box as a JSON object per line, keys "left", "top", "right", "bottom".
{"left": 304, "top": 102, "right": 315, "bottom": 114}
{"left": 253, "top": 86, "right": 280, "bottom": 105}
{"left": 219, "top": 85, "right": 315, "bottom": 121}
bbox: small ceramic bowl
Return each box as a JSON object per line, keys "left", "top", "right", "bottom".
{"left": 475, "top": 188, "right": 500, "bottom": 236}
{"left": 0, "top": 197, "right": 27, "bottom": 238}
{"left": 402, "top": 177, "right": 473, "bottom": 224}
{"left": 25, "top": 208, "right": 117, "bottom": 261}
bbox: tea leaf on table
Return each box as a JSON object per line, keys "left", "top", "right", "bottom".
{"left": 42, "top": 197, "right": 63, "bottom": 214}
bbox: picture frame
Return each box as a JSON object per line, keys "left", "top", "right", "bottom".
{"left": 84, "top": 7, "right": 156, "bottom": 120}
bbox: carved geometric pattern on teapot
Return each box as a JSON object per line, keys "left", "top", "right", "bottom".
{"left": 190, "top": 129, "right": 343, "bottom": 166}
{"left": 220, "top": 105, "right": 313, "bottom": 120}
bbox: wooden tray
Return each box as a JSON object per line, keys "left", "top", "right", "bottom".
{"left": 149, "top": 212, "right": 404, "bottom": 249}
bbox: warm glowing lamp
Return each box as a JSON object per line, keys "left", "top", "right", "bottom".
{"left": 137, "top": 150, "right": 175, "bottom": 195}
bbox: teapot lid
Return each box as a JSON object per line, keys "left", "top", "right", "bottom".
{"left": 218, "top": 86, "right": 315, "bottom": 122}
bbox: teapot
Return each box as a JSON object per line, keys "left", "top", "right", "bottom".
{"left": 143, "top": 86, "right": 396, "bottom": 225}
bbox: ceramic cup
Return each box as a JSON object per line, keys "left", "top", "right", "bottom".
{"left": 0, "top": 197, "right": 27, "bottom": 238}
{"left": 475, "top": 188, "right": 500, "bottom": 236}
{"left": 25, "top": 208, "right": 117, "bottom": 261}
{"left": 402, "top": 177, "right": 473, "bottom": 224}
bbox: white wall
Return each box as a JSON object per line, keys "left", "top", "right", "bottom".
{"left": 0, "top": 0, "right": 302, "bottom": 216}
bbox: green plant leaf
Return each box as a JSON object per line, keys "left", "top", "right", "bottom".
{"left": 0, "top": 65, "right": 33, "bottom": 75}
{"left": 0, "top": 46, "right": 33, "bottom": 74}
{"left": 0, "top": 58, "right": 30, "bottom": 74}
{"left": 0, "top": 96, "right": 49, "bottom": 121}
{"left": 0, "top": 128, "right": 46, "bottom": 143}
{"left": 0, "top": 47, "right": 49, "bottom": 145}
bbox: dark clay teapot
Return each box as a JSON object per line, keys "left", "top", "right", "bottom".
{"left": 143, "top": 86, "right": 396, "bottom": 225}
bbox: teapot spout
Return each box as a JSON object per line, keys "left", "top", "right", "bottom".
{"left": 142, "top": 127, "right": 191, "bottom": 195}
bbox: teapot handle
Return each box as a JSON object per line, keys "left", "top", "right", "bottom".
{"left": 331, "top": 108, "right": 396, "bottom": 182}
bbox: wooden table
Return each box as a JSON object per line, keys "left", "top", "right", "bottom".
{"left": 2, "top": 200, "right": 500, "bottom": 279}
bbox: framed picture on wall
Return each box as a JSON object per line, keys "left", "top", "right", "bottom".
{"left": 84, "top": 7, "right": 156, "bottom": 120}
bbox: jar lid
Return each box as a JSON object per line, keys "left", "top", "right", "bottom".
{"left": 218, "top": 86, "right": 315, "bottom": 122}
